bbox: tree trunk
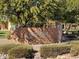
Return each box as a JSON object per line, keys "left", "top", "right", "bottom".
{"left": 56, "top": 21, "right": 62, "bottom": 43}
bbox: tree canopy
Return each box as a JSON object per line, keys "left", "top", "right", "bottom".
{"left": 0, "top": 0, "right": 79, "bottom": 27}
{"left": 64, "top": 0, "right": 79, "bottom": 23}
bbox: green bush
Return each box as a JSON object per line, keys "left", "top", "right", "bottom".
{"left": 68, "top": 41, "right": 79, "bottom": 56}
{"left": 70, "top": 44, "right": 79, "bottom": 56}
{"left": 40, "top": 44, "right": 71, "bottom": 59}
{"left": 8, "top": 45, "right": 35, "bottom": 59}
{"left": 69, "top": 40, "right": 79, "bottom": 45}
{"left": 0, "top": 44, "right": 19, "bottom": 54}
{"left": 8, "top": 56, "right": 15, "bottom": 59}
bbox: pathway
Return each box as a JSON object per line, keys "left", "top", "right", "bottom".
{"left": 32, "top": 44, "right": 42, "bottom": 59}
{"left": 0, "top": 38, "right": 16, "bottom": 45}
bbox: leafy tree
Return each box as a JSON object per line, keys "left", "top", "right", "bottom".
{"left": 0, "top": 0, "right": 67, "bottom": 27}
{"left": 63, "top": 0, "right": 79, "bottom": 32}
{"left": 64, "top": 0, "right": 79, "bottom": 23}
{"left": 0, "top": 0, "right": 79, "bottom": 43}
{"left": 66, "top": 0, "right": 79, "bottom": 11}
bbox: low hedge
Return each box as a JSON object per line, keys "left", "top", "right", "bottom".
{"left": 67, "top": 41, "right": 79, "bottom": 56}
{"left": 8, "top": 45, "right": 36, "bottom": 59}
{"left": 0, "top": 44, "right": 19, "bottom": 54}
{"left": 40, "top": 44, "right": 71, "bottom": 59}
{"left": 70, "top": 44, "right": 79, "bottom": 56}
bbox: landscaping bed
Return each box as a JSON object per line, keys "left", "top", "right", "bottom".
{"left": 40, "top": 41, "right": 79, "bottom": 59}
{"left": 0, "top": 44, "right": 36, "bottom": 59}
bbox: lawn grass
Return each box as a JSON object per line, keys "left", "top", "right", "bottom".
{"left": 0, "top": 30, "right": 10, "bottom": 38}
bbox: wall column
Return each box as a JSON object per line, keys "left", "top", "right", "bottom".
{"left": 8, "top": 20, "right": 11, "bottom": 31}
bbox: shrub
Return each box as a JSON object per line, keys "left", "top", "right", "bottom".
{"left": 8, "top": 56, "right": 15, "bottom": 59}
{"left": 70, "top": 44, "right": 79, "bottom": 56}
{"left": 69, "top": 40, "right": 79, "bottom": 43}
{"left": 8, "top": 45, "right": 36, "bottom": 59}
{"left": 40, "top": 44, "right": 71, "bottom": 59}
{"left": 68, "top": 41, "right": 79, "bottom": 56}
{"left": 0, "top": 44, "right": 19, "bottom": 54}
